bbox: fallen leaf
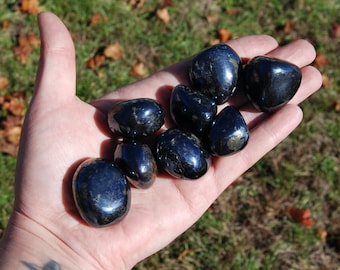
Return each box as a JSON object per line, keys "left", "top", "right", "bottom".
{"left": 286, "top": 207, "right": 315, "bottom": 228}
{"left": 88, "top": 14, "right": 108, "bottom": 27}
{"left": 206, "top": 14, "right": 219, "bottom": 23}
{"left": 331, "top": 23, "right": 340, "bottom": 38}
{"left": 86, "top": 54, "right": 106, "bottom": 69}
{"left": 0, "top": 91, "right": 25, "bottom": 156}
{"left": 26, "top": 32, "right": 41, "bottom": 46}
{"left": 209, "top": 39, "right": 220, "bottom": 46}
{"left": 130, "top": 62, "right": 147, "bottom": 77}
{"left": 226, "top": 8, "right": 238, "bottom": 16}
{"left": 2, "top": 20, "right": 10, "bottom": 29}
{"left": 12, "top": 32, "right": 40, "bottom": 64}
{"left": 218, "top": 28, "right": 232, "bottom": 42}
{"left": 15, "top": 0, "right": 40, "bottom": 15}
{"left": 314, "top": 52, "right": 328, "bottom": 68}
{"left": 0, "top": 77, "right": 9, "bottom": 90}
{"left": 103, "top": 43, "right": 124, "bottom": 60}
{"left": 321, "top": 74, "right": 330, "bottom": 88}
{"left": 332, "top": 100, "right": 340, "bottom": 111}
{"left": 284, "top": 20, "right": 294, "bottom": 34}
{"left": 161, "top": 0, "right": 173, "bottom": 8}
{"left": 157, "top": 8, "right": 170, "bottom": 24}
{"left": 129, "top": 0, "right": 144, "bottom": 9}
{"left": 316, "top": 227, "right": 328, "bottom": 244}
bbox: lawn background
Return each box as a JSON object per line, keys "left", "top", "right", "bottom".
{"left": 0, "top": 1, "right": 339, "bottom": 269}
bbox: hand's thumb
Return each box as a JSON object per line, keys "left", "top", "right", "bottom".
{"left": 34, "top": 12, "right": 76, "bottom": 106}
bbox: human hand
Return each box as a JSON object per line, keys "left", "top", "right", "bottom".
{"left": 0, "top": 12, "right": 322, "bottom": 269}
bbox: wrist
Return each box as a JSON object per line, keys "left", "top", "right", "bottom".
{"left": 0, "top": 212, "right": 100, "bottom": 270}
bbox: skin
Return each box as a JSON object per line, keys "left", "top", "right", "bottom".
{"left": 0, "top": 12, "right": 322, "bottom": 269}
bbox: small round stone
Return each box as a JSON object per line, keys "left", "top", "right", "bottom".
{"left": 155, "top": 128, "right": 211, "bottom": 179}
{"left": 107, "top": 98, "right": 165, "bottom": 138}
{"left": 189, "top": 43, "right": 241, "bottom": 105}
{"left": 72, "top": 158, "right": 131, "bottom": 227}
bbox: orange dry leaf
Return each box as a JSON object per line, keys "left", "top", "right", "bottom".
{"left": 12, "top": 32, "right": 40, "bottom": 64}
{"left": 88, "top": 14, "right": 108, "bottom": 27}
{"left": 130, "top": 62, "right": 147, "bottom": 77}
{"left": 331, "top": 23, "right": 340, "bottom": 38}
{"left": 286, "top": 207, "right": 315, "bottom": 228}
{"left": 226, "top": 8, "right": 238, "bottom": 16}
{"left": 86, "top": 54, "right": 106, "bottom": 69}
{"left": 314, "top": 53, "right": 328, "bottom": 68}
{"left": 284, "top": 20, "right": 294, "bottom": 34}
{"left": 16, "top": 0, "right": 40, "bottom": 15}
{"left": 0, "top": 91, "right": 25, "bottom": 156}
{"left": 322, "top": 74, "right": 330, "bottom": 88}
{"left": 332, "top": 100, "right": 340, "bottom": 111}
{"left": 26, "top": 32, "right": 41, "bottom": 46}
{"left": 129, "top": 0, "right": 145, "bottom": 8}
{"left": 206, "top": 14, "right": 219, "bottom": 23}
{"left": 2, "top": 20, "right": 10, "bottom": 29}
{"left": 316, "top": 227, "right": 328, "bottom": 244}
{"left": 103, "top": 43, "right": 124, "bottom": 60}
{"left": 0, "top": 77, "right": 9, "bottom": 90}
{"left": 218, "top": 28, "right": 232, "bottom": 42}
{"left": 157, "top": 8, "right": 170, "bottom": 24}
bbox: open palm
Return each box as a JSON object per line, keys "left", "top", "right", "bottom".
{"left": 6, "top": 12, "right": 322, "bottom": 269}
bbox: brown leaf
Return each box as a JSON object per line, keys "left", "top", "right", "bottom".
{"left": 314, "top": 52, "right": 328, "bottom": 68}
{"left": 206, "top": 14, "right": 219, "bottom": 23}
{"left": 316, "top": 227, "right": 328, "bottom": 244}
{"left": 1, "top": 91, "right": 26, "bottom": 116}
{"left": 12, "top": 32, "right": 40, "bottom": 64}
{"left": 128, "top": 0, "right": 145, "bottom": 9}
{"left": 209, "top": 39, "right": 220, "bottom": 46}
{"left": 331, "top": 23, "right": 340, "bottom": 38}
{"left": 322, "top": 74, "right": 330, "bottom": 88}
{"left": 161, "top": 0, "right": 173, "bottom": 8}
{"left": 157, "top": 8, "right": 170, "bottom": 24}
{"left": 88, "top": 14, "right": 108, "bottom": 27}
{"left": 218, "top": 28, "right": 232, "bottom": 42}
{"left": 26, "top": 32, "right": 41, "bottom": 46}
{"left": 130, "top": 62, "right": 147, "bottom": 78}
{"left": 86, "top": 54, "right": 106, "bottom": 69}
{"left": 332, "top": 100, "right": 340, "bottom": 111}
{"left": 286, "top": 207, "right": 315, "bottom": 228}
{"left": 15, "top": 0, "right": 40, "bottom": 15}
{"left": 284, "top": 20, "right": 294, "bottom": 34}
{"left": 103, "top": 43, "right": 124, "bottom": 60}
{"left": 226, "top": 8, "right": 238, "bottom": 16}
{"left": 2, "top": 20, "right": 10, "bottom": 29}
{"left": 0, "top": 77, "right": 9, "bottom": 90}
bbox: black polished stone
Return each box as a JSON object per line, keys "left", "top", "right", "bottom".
{"left": 72, "top": 158, "right": 130, "bottom": 227}
{"left": 114, "top": 140, "right": 157, "bottom": 189}
{"left": 244, "top": 56, "right": 302, "bottom": 112}
{"left": 189, "top": 43, "right": 241, "bottom": 105}
{"left": 107, "top": 98, "right": 165, "bottom": 138}
{"left": 155, "top": 128, "right": 211, "bottom": 179}
{"left": 206, "top": 106, "right": 249, "bottom": 156}
{"left": 170, "top": 84, "right": 217, "bottom": 137}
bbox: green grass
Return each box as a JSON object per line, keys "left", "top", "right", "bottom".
{"left": 0, "top": 0, "right": 339, "bottom": 268}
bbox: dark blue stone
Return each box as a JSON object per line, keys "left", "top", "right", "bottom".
{"left": 155, "top": 128, "right": 211, "bottom": 179}
{"left": 170, "top": 84, "right": 217, "bottom": 137}
{"left": 107, "top": 98, "right": 165, "bottom": 138}
{"left": 114, "top": 140, "right": 157, "bottom": 189}
{"left": 189, "top": 43, "right": 241, "bottom": 105}
{"left": 244, "top": 56, "right": 302, "bottom": 112}
{"left": 206, "top": 106, "right": 249, "bottom": 156}
{"left": 72, "top": 158, "right": 130, "bottom": 227}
